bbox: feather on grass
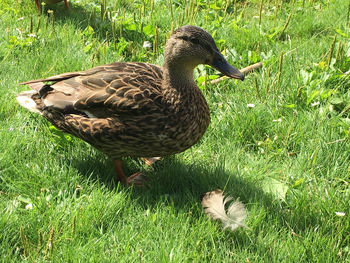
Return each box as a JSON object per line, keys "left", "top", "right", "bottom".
{"left": 201, "top": 189, "right": 247, "bottom": 231}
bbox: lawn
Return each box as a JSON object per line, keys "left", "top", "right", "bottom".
{"left": 0, "top": 0, "right": 350, "bottom": 262}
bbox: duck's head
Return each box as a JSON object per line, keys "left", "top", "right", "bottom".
{"left": 164, "top": 25, "right": 244, "bottom": 81}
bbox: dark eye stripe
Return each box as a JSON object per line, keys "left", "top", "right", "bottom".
{"left": 202, "top": 42, "right": 213, "bottom": 53}
{"left": 178, "top": 36, "right": 189, "bottom": 41}
{"left": 189, "top": 38, "right": 199, "bottom": 44}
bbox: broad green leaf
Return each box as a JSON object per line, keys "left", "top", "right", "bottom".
{"left": 262, "top": 177, "right": 289, "bottom": 201}
{"left": 330, "top": 97, "right": 344, "bottom": 105}
{"left": 335, "top": 28, "right": 349, "bottom": 38}
{"left": 17, "top": 195, "right": 32, "bottom": 204}
{"left": 142, "top": 24, "right": 154, "bottom": 36}
{"left": 83, "top": 43, "right": 93, "bottom": 53}
{"left": 283, "top": 104, "right": 295, "bottom": 109}
{"left": 292, "top": 178, "right": 304, "bottom": 188}
{"left": 83, "top": 26, "right": 95, "bottom": 37}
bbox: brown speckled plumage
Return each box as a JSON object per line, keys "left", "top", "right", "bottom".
{"left": 17, "top": 26, "right": 244, "bottom": 185}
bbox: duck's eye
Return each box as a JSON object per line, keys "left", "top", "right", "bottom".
{"left": 189, "top": 38, "right": 199, "bottom": 44}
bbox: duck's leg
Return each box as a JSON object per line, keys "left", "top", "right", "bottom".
{"left": 63, "top": 0, "right": 69, "bottom": 8}
{"left": 34, "top": 0, "right": 40, "bottom": 11}
{"left": 113, "top": 160, "right": 146, "bottom": 187}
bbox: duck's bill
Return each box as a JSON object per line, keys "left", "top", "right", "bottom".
{"left": 211, "top": 53, "right": 245, "bottom": 81}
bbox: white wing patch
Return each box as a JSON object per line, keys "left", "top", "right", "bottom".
{"left": 16, "top": 91, "right": 41, "bottom": 114}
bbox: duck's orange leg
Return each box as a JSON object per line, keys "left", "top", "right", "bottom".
{"left": 63, "top": 0, "right": 69, "bottom": 8}
{"left": 113, "top": 160, "right": 145, "bottom": 187}
{"left": 34, "top": 0, "right": 40, "bottom": 11}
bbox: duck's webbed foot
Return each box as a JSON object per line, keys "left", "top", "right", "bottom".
{"left": 113, "top": 160, "right": 149, "bottom": 187}
{"left": 125, "top": 172, "right": 147, "bottom": 187}
{"left": 141, "top": 157, "right": 161, "bottom": 166}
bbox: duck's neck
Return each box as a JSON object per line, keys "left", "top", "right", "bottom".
{"left": 162, "top": 60, "right": 211, "bottom": 143}
{"left": 162, "top": 61, "right": 198, "bottom": 100}
{"left": 162, "top": 61, "right": 210, "bottom": 129}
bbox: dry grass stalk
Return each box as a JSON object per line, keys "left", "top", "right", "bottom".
{"left": 209, "top": 62, "right": 263, "bottom": 85}
{"left": 327, "top": 34, "right": 337, "bottom": 67}
{"left": 277, "top": 51, "right": 284, "bottom": 84}
{"left": 278, "top": 13, "right": 292, "bottom": 39}
{"left": 335, "top": 42, "right": 341, "bottom": 64}
{"left": 30, "top": 15, "right": 33, "bottom": 33}
{"left": 44, "top": 227, "right": 55, "bottom": 259}
{"left": 20, "top": 226, "right": 29, "bottom": 258}
{"left": 259, "top": 0, "right": 264, "bottom": 26}
{"left": 347, "top": 0, "right": 350, "bottom": 26}
{"left": 255, "top": 74, "right": 261, "bottom": 101}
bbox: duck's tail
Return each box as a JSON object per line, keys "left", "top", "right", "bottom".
{"left": 16, "top": 82, "right": 45, "bottom": 115}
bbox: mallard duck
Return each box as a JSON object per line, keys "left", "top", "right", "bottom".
{"left": 17, "top": 25, "right": 244, "bottom": 186}
{"left": 34, "top": 0, "right": 69, "bottom": 11}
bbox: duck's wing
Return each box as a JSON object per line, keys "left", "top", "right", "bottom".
{"left": 20, "top": 62, "right": 164, "bottom": 118}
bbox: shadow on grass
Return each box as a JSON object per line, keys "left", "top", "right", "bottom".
{"left": 65, "top": 150, "right": 339, "bottom": 258}
{"left": 45, "top": 3, "right": 145, "bottom": 45}
{"left": 39, "top": 3, "right": 92, "bottom": 31}
{"left": 71, "top": 153, "right": 264, "bottom": 203}
{"left": 70, "top": 153, "right": 321, "bottom": 237}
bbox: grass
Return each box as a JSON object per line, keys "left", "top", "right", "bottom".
{"left": 1, "top": 0, "right": 350, "bottom": 261}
